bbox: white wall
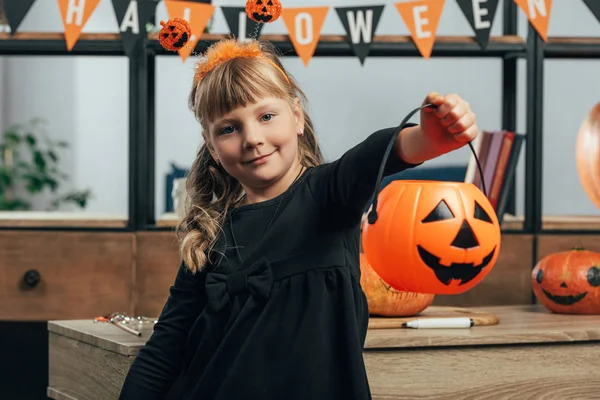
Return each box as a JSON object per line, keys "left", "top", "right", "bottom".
{"left": 2, "top": 0, "right": 600, "bottom": 218}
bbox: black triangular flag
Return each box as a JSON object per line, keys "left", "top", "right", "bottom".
{"left": 3, "top": 0, "right": 36, "bottom": 35}
{"left": 582, "top": 0, "right": 600, "bottom": 24}
{"left": 335, "top": 5, "right": 385, "bottom": 65}
{"left": 112, "top": 0, "right": 158, "bottom": 57}
{"left": 456, "top": 0, "right": 500, "bottom": 50}
{"left": 221, "top": 6, "right": 265, "bottom": 41}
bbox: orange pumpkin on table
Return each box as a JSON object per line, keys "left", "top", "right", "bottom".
{"left": 360, "top": 253, "right": 434, "bottom": 317}
{"left": 532, "top": 247, "right": 600, "bottom": 315}
{"left": 576, "top": 102, "right": 600, "bottom": 209}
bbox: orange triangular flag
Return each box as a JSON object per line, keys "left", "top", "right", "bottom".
{"left": 395, "top": 0, "right": 445, "bottom": 59}
{"left": 514, "top": 0, "right": 552, "bottom": 42}
{"left": 164, "top": 0, "right": 215, "bottom": 62}
{"left": 281, "top": 7, "right": 329, "bottom": 67}
{"left": 57, "top": 0, "right": 101, "bottom": 51}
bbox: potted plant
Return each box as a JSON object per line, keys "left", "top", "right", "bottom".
{"left": 0, "top": 117, "right": 92, "bottom": 211}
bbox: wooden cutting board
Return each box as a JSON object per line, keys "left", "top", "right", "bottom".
{"left": 367, "top": 306, "right": 500, "bottom": 329}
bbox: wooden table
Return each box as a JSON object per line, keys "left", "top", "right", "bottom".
{"left": 47, "top": 305, "right": 600, "bottom": 400}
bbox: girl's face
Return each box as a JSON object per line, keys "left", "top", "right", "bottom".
{"left": 206, "top": 96, "right": 304, "bottom": 194}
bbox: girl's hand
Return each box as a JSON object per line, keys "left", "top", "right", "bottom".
{"left": 420, "top": 92, "right": 478, "bottom": 156}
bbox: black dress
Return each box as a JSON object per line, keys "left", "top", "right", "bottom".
{"left": 118, "top": 126, "right": 419, "bottom": 400}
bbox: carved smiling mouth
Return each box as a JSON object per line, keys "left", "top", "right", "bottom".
{"left": 417, "top": 245, "right": 496, "bottom": 286}
{"left": 173, "top": 32, "right": 189, "bottom": 49}
{"left": 542, "top": 290, "right": 587, "bottom": 305}
{"left": 252, "top": 12, "right": 273, "bottom": 22}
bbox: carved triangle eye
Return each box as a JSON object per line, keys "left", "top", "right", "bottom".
{"left": 474, "top": 201, "right": 493, "bottom": 223}
{"left": 422, "top": 200, "right": 454, "bottom": 223}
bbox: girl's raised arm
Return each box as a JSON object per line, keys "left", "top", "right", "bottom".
{"left": 307, "top": 124, "right": 421, "bottom": 225}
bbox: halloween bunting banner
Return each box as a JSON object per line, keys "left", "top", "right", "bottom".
{"left": 281, "top": 7, "right": 330, "bottom": 67}
{"left": 221, "top": 6, "right": 266, "bottom": 43}
{"left": 395, "top": 0, "right": 445, "bottom": 60}
{"left": 112, "top": 0, "right": 158, "bottom": 57}
{"left": 335, "top": 5, "right": 385, "bottom": 65}
{"left": 455, "top": 0, "right": 500, "bottom": 50}
{"left": 582, "top": 0, "right": 600, "bottom": 24}
{"left": 2, "top": 0, "right": 36, "bottom": 35}
{"left": 57, "top": 0, "right": 102, "bottom": 52}
{"left": 6, "top": 0, "right": 599, "bottom": 62}
{"left": 514, "top": 0, "right": 552, "bottom": 42}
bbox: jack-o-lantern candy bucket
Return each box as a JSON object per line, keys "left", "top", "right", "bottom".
{"left": 362, "top": 180, "right": 501, "bottom": 294}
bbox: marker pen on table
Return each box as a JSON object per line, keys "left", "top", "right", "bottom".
{"left": 401, "top": 317, "right": 474, "bottom": 329}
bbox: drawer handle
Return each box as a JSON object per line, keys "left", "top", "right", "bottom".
{"left": 23, "top": 269, "right": 41, "bottom": 288}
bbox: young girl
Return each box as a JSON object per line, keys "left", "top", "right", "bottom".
{"left": 119, "top": 38, "right": 478, "bottom": 399}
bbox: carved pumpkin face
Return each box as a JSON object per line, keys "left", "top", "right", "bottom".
{"left": 532, "top": 248, "right": 600, "bottom": 315}
{"left": 246, "top": 0, "right": 282, "bottom": 23}
{"left": 362, "top": 180, "right": 501, "bottom": 295}
{"left": 158, "top": 18, "right": 192, "bottom": 52}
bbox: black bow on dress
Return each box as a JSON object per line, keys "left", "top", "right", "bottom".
{"left": 205, "top": 257, "right": 273, "bottom": 312}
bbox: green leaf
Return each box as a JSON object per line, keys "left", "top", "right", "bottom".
{"left": 3, "top": 131, "right": 20, "bottom": 146}
{"left": 48, "top": 150, "right": 58, "bottom": 162}
{"left": 33, "top": 151, "right": 46, "bottom": 171}
{"left": 25, "top": 134, "right": 36, "bottom": 147}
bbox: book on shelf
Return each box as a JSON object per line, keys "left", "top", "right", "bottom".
{"left": 465, "top": 130, "right": 525, "bottom": 223}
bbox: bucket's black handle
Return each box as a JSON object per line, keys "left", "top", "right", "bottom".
{"left": 366, "top": 103, "right": 487, "bottom": 225}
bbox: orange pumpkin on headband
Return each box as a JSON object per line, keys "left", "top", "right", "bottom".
{"left": 362, "top": 180, "right": 501, "bottom": 295}
{"left": 246, "top": 0, "right": 282, "bottom": 23}
{"left": 158, "top": 18, "right": 192, "bottom": 52}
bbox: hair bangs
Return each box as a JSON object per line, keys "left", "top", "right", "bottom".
{"left": 194, "top": 57, "right": 289, "bottom": 128}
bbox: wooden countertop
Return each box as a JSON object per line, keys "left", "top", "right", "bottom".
{"left": 0, "top": 211, "right": 128, "bottom": 228}
{"left": 47, "top": 305, "right": 600, "bottom": 357}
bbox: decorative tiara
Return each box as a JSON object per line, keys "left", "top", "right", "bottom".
{"left": 193, "top": 39, "right": 290, "bottom": 84}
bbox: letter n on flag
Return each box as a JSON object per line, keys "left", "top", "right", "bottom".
{"left": 281, "top": 7, "right": 329, "bottom": 67}
{"left": 514, "top": 0, "right": 552, "bottom": 42}
{"left": 395, "top": 0, "right": 445, "bottom": 59}
{"left": 163, "top": 0, "right": 215, "bottom": 62}
{"left": 57, "top": 0, "right": 102, "bottom": 51}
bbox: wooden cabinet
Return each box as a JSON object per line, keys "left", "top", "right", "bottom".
{"left": 0, "top": 229, "right": 538, "bottom": 321}
{"left": 0, "top": 231, "right": 135, "bottom": 321}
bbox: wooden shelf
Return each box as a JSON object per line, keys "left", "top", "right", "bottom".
{"left": 0, "top": 212, "right": 128, "bottom": 228}
{"left": 501, "top": 214, "right": 600, "bottom": 231}
{"left": 146, "top": 33, "right": 524, "bottom": 44}
{"left": 156, "top": 212, "right": 179, "bottom": 227}
{"left": 147, "top": 34, "right": 526, "bottom": 57}
{"left": 544, "top": 36, "right": 600, "bottom": 58}
{"left": 0, "top": 32, "right": 122, "bottom": 41}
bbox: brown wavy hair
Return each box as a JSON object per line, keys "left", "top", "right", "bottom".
{"left": 178, "top": 38, "right": 324, "bottom": 273}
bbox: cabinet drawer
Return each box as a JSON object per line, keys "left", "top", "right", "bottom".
{"left": 0, "top": 231, "right": 134, "bottom": 321}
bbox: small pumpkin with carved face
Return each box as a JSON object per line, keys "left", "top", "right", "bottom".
{"left": 532, "top": 247, "right": 600, "bottom": 315}
{"left": 362, "top": 180, "right": 501, "bottom": 295}
{"left": 245, "top": 0, "right": 282, "bottom": 23}
{"left": 158, "top": 18, "right": 192, "bottom": 52}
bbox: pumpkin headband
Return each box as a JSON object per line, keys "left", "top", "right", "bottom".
{"left": 193, "top": 39, "right": 290, "bottom": 85}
